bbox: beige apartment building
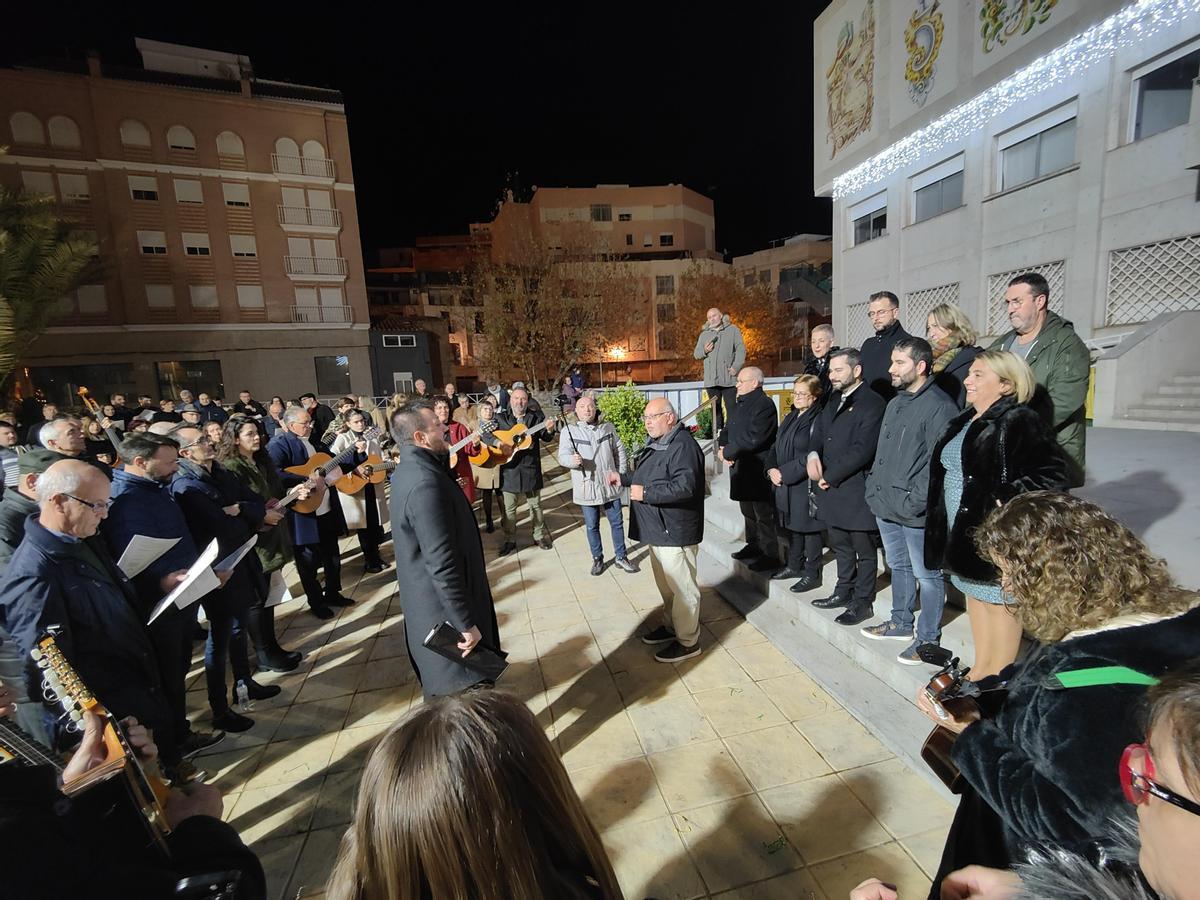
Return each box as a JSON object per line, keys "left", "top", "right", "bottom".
{"left": 0, "top": 38, "right": 371, "bottom": 405}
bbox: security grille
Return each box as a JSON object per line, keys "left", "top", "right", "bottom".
{"left": 846, "top": 300, "right": 872, "bottom": 348}
{"left": 986, "top": 260, "right": 1066, "bottom": 334}
{"left": 1106, "top": 234, "right": 1200, "bottom": 326}
{"left": 904, "top": 282, "right": 961, "bottom": 336}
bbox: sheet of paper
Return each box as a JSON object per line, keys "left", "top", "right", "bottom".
{"left": 214, "top": 534, "right": 257, "bottom": 573}
{"left": 266, "top": 570, "right": 297, "bottom": 608}
{"left": 116, "top": 535, "right": 181, "bottom": 580}
{"left": 147, "top": 539, "right": 221, "bottom": 625}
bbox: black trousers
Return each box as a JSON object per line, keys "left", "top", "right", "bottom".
{"left": 827, "top": 526, "right": 878, "bottom": 604}
{"left": 356, "top": 485, "right": 385, "bottom": 566}
{"left": 147, "top": 604, "right": 196, "bottom": 755}
{"left": 294, "top": 511, "right": 343, "bottom": 606}
{"left": 739, "top": 500, "right": 778, "bottom": 558}
{"left": 707, "top": 385, "right": 736, "bottom": 435}
{"left": 785, "top": 529, "right": 824, "bottom": 580}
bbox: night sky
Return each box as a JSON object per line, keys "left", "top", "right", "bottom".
{"left": 4, "top": 3, "right": 833, "bottom": 259}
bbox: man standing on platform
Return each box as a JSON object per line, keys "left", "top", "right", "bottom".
{"left": 859, "top": 291, "right": 910, "bottom": 402}
{"left": 720, "top": 367, "right": 780, "bottom": 572}
{"left": 388, "top": 402, "right": 499, "bottom": 698}
{"left": 804, "top": 324, "right": 839, "bottom": 401}
{"left": 496, "top": 386, "right": 556, "bottom": 556}
{"left": 608, "top": 398, "right": 705, "bottom": 663}
{"left": 694, "top": 307, "right": 746, "bottom": 436}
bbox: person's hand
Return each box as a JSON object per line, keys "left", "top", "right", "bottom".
{"left": 606, "top": 472, "right": 622, "bottom": 487}
{"left": 62, "top": 710, "right": 109, "bottom": 784}
{"left": 458, "top": 625, "right": 482, "bottom": 657}
{"left": 295, "top": 482, "right": 313, "bottom": 501}
{"left": 818, "top": 478, "right": 830, "bottom": 490}
{"left": 159, "top": 569, "right": 189, "bottom": 594}
{"left": 704, "top": 340, "right": 715, "bottom": 353}
{"left": 354, "top": 465, "right": 370, "bottom": 478}
{"left": 629, "top": 484, "right": 645, "bottom": 502}
{"left": 0, "top": 681, "right": 16, "bottom": 717}
{"left": 717, "top": 447, "right": 726, "bottom": 463}
{"left": 222, "top": 503, "right": 240, "bottom": 517}
{"left": 807, "top": 457, "right": 824, "bottom": 481}
{"left": 768, "top": 468, "right": 783, "bottom": 487}
{"left": 940, "top": 865, "right": 1021, "bottom": 899}
{"left": 916, "top": 687, "right": 981, "bottom": 734}
{"left": 263, "top": 508, "right": 284, "bottom": 527}
{"left": 120, "top": 716, "right": 157, "bottom": 762}
{"left": 545, "top": 419, "right": 556, "bottom": 433}
{"left": 727, "top": 366, "right": 737, "bottom": 376}
{"left": 99, "top": 416, "right": 114, "bottom": 430}
{"left": 164, "top": 782, "right": 223, "bottom": 829}
{"left": 571, "top": 453, "right": 583, "bottom": 468}
{"left": 215, "top": 569, "right": 233, "bottom": 587}
{"left": 354, "top": 440, "right": 367, "bottom": 454}
{"left": 851, "top": 877, "right": 899, "bottom": 900}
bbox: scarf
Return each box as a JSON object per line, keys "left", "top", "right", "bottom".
{"left": 931, "top": 333, "right": 963, "bottom": 373}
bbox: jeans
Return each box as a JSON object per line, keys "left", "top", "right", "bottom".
{"left": 204, "top": 591, "right": 252, "bottom": 714}
{"left": 876, "top": 517, "right": 945, "bottom": 644}
{"left": 582, "top": 500, "right": 627, "bottom": 560}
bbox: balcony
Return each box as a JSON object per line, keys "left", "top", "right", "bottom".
{"left": 292, "top": 304, "right": 352, "bottom": 325}
{"left": 278, "top": 205, "right": 342, "bottom": 232}
{"left": 284, "top": 255, "right": 348, "bottom": 282}
{"left": 271, "top": 153, "right": 335, "bottom": 180}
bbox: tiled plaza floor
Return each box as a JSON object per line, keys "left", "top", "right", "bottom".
{"left": 187, "top": 467, "right": 953, "bottom": 899}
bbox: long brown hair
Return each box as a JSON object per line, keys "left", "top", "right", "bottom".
{"left": 326, "top": 691, "right": 623, "bottom": 900}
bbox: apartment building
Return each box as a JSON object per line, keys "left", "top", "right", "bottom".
{"left": 813, "top": 0, "right": 1200, "bottom": 350}
{"left": 0, "top": 38, "right": 371, "bottom": 404}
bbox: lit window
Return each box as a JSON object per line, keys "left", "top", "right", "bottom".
{"left": 997, "top": 103, "right": 1077, "bottom": 191}
{"left": 222, "top": 183, "right": 250, "bottom": 207}
{"left": 128, "top": 175, "right": 159, "bottom": 201}
{"left": 182, "top": 233, "right": 211, "bottom": 256}
{"left": 166, "top": 125, "right": 196, "bottom": 151}
{"left": 229, "top": 234, "right": 258, "bottom": 258}
{"left": 137, "top": 230, "right": 167, "bottom": 255}
{"left": 1132, "top": 43, "right": 1200, "bottom": 141}
{"left": 174, "top": 179, "right": 204, "bottom": 204}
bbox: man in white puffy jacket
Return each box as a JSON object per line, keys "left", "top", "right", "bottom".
{"left": 557, "top": 394, "right": 639, "bottom": 576}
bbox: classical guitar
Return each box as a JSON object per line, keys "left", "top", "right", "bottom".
{"left": 283, "top": 425, "right": 381, "bottom": 513}
{"left": 77, "top": 386, "right": 128, "bottom": 458}
{"left": 919, "top": 656, "right": 981, "bottom": 794}
{"left": 32, "top": 629, "right": 173, "bottom": 858}
{"left": 489, "top": 417, "right": 557, "bottom": 465}
{"left": 447, "top": 419, "right": 497, "bottom": 470}
{"left": 0, "top": 717, "right": 65, "bottom": 771}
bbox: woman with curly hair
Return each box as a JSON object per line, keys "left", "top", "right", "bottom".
{"left": 925, "top": 302, "right": 982, "bottom": 409}
{"left": 918, "top": 491, "right": 1200, "bottom": 897}
{"left": 326, "top": 690, "right": 623, "bottom": 900}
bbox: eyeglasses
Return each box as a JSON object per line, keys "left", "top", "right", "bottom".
{"left": 64, "top": 493, "right": 110, "bottom": 513}
{"left": 1119, "top": 742, "right": 1200, "bottom": 818}
{"left": 866, "top": 309, "right": 894, "bottom": 319}
{"left": 177, "top": 437, "right": 213, "bottom": 451}
{"left": 642, "top": 411, "right": 671, "bottom": 422}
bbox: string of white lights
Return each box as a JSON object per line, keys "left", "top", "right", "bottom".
{"left": 831, "top": 0, "right": 1200, "bottom": 200}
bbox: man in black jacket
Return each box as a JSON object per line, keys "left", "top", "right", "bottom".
{"left": 803, "top": 324, "right": 839, "bottom": 402}
{"left": 806, "top": 349, "right": 886, "bottom": 626}
{"left": 859, "top": 291, "right": 911, "bottom": 402}
{"left": 719, "top": 367, "right": 780, "bottom": 571}
{"left": 496, "top": 386, "right": 557, "bottom": 556}
{"left": 608, "top": 398, "right": 705, "bottom": 663}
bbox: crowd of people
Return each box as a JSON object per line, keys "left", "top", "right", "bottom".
{"left": 0, "top": 270, "right": 1196, "bottom": 899}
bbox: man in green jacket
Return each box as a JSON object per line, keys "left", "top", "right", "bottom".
{"left": 990, "top": 273, "right": 1089, "bottom": 486}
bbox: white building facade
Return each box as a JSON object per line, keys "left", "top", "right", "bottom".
{"left": 813, "top": 0, "right": 1200, "bottom": 350}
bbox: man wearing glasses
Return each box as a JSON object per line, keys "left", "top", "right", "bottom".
{"left": 858, "top": 291, "right": 910, "bottom": 402}
{"left": 607, "top": 398, "right": 705, "bottom": 662}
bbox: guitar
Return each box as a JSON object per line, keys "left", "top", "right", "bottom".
{"left": 447, "top": 419, "right": 497, "bottom": 470}
{"left": 283, "top": 425, "right": 381, "bottom": 514}
{"left": 31, "top": 629, "right": 173, "bottom": 857}
{"left": 489, "top": 417, "right": 557, "bottom": 465}
{"left": 0, "top": 717, "right": 65, "bottom": 771}
{"left": 335, "top": 457, "right": 397, "bottom": 496}
{"left": 77, "top": 386, "right": 127, "bottom": 458}
{"left": 919, "top": 656, "right": 983, "bottom": 794}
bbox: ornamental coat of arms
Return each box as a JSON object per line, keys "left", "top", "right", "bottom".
{"left": 826, "top": 0, "right": 876, "bottom": 159}
{"left": 905, "top": 0, "right": 944, "bottom": 107}
{"left": 980, "top": 0, "right": 1058, "bottom": 54}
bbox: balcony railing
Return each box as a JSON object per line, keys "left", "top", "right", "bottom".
{"left": 271, "top": 153, "right": 335, "bottom": 179}
{"left": 291, "top": 304, "right": 352, "bottom": 324}
{"left": 285, "top": 255, "right": 347, "bottom": 276}
{"left": 278, "top": 205, "right": 342, "bottom": 228}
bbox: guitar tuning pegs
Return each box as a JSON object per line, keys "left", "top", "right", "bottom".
{"left": 30, "top": 648, "right": 43, "bottom": 660}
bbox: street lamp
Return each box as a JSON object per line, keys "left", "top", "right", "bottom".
{"left": 599, "top": 344, "right": 626, "bottom": 389}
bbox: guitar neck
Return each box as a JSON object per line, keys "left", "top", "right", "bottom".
{"left": 0, "top": 718, "right": 63, "bottom": 771}
{"left": 448, "top": 429, "right": 481, "bottom": 455}
{"left": 322, "top": 428, "right": 380, "bottom": 475}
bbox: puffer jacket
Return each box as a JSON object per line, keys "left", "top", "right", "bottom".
{"left": 557, "top": 419, "right": 626, "bottom": 506}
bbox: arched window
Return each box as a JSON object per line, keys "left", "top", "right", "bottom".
{"left": 215, "top": 130, "right": 244, "bottom": 157}
{"left": 166, "top": 125, "right": 196, "bottom": 150}
{"left": 47, "top": 115, "right": 81, "bottom": 148}
{"left": 10, "top": 112, "right": 45, "bottom": 145}
{"left": 301, "top": 139, "right": 326, "bottom": 159}
{"left": 119, "top": 119, "right": 151, "bottom": 147}
{"left": 274, "top": 136, "right": 299, "bottom": 158}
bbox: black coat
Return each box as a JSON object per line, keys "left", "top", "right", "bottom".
{"left": 810, "top": 385, "right": 885, "bottom": 531}
{"left": 0, "top": 487, "right": 37, "bottom": 574}
{"left": 924, "top": 397, "right": 1070, "bottom": 580}
{"left": 389, "top": 447, "right": 499, "bottom": 698}
{"left": 621, "top": 423, "right": 705, "bottom": 547}
{"left": 803, "top": 349, "right": 839, "bottom": 403}
{"left": 718, "top": 387, "right": 778, "bottom": 502}
{"left": 496, "top": 409, "right": 554, "bottom": 494}
{"left": 764, "top": 405, "right": 821, "bottom": 533}
{"left": 932, "top": 345, "right": 981, "bottom": 409}
{"left": 309, "top": 403, "right": 336, "bottom": 448}
{"left": 859, "top": 320, "right": 911, "bottom": 401}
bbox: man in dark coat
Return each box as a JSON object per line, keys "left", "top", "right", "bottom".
{"left": 859, "top": 291, "right": 911, "bottom": 402}
{"left": 299, "top": 393, "right": 335, "bottom": 449}
{"left": 267, "top": 407, "right": 348, "bottom": 620}
{"left": 806, "top": 348, "right": 886, "bottom": 626}
{"left": 233, "top": 390, "right": 268, "bottom": 419}
{"left": 803, "top": 324, "right": 839, "bottom": 402}
{"left": 195, "top": 392, "right": 228, "bottom": 426}
{"left": 609, "top": 398, "right": 706, "bottom": 663}
{"left": 719, "top": 366, "right": 780, "bottom": 571}
{"left": 495, "top": 386, "right": 557, "bottom": 556}
{"left": 387, "top": 402, "right": 500, "bottom": 698}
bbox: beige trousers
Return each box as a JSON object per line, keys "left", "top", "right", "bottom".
{"left": 648, "top": 544, "right": 702, "bottom": 647}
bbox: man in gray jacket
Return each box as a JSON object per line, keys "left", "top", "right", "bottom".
{"left": 861, "top": 337, "right": 957, "bottom": 665}
{"left": 694, "top": 308, "right": 746, "bottom": 435}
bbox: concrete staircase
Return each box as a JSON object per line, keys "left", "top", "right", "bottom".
{"left": 1123, "top": 374, "right": 1200, "bottom": 428}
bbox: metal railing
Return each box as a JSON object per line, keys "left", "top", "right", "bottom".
{"left": 291, "top": 304, "right": 352, "bottom": 324}
{"left": 277, "top": 205, "right": 342, "bottom": 228}
{"left": 271, "top": 153, "right": 335, "bottom": 179}
{"left": 285, "top": 255, "right": 347, "bottom": 276}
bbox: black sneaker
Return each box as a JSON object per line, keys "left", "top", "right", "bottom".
{"left": 590, "top": 557, "right": 604, "bottom": 576}
{"left": 654, "top": 640, "right": 702, "bottom": 663}
{"left": 164, "top": 758, "right": 209, "bottom": 787}
{"left": 640, "top": 625, "right": 676, "bottom": 646}
{"left": 898, "top": 641, "right": 940, "bottom": 666}
{"left": 498, "top": 541, "right": 517, "bottom": 557}
{"left": 613, "top": 557, "right": 638, "bottom": 574}
{"left": 731, "top": 544, "right": 762, "bottom": 561}
{"left": 212, "top": 710, "right": 254, "bottom": 733}
{"left": 179, "top": 729, "right": 225, "bottom": 759}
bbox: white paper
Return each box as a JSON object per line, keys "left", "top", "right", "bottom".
{"left": 116, "top": 535, "right": 181, "bottom": 580}
{"left": 147, "top": 539, "right": 221, "bottom": 625}
{"left": 266, "top": 570, "right": 297, "bottom": 608}
{"left": 214, "top": 535, "right": 257, "bottom": 573}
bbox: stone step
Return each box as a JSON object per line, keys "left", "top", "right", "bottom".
{"left": 1157, "top": 385, "right": 1200, "bottom": 397}
{"left": 1125, "top": 406, "right": 1200, "bottom": 422}
{"left": 1170, "top": 375, "right": 1200, "bottom": 385}
{"left": 1140, "top": 396, "right": 1200, "bottom": 409}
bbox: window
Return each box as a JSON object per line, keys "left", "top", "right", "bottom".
{"left": 189, "top": 285, "right": 218, "bottom": 308}
{"left": 625, "top": 233, "right": 633, "bottom": 246}
{"left": 182, "top": 233, "right": 211, "bottom": 256}
{"left": 759, "top": 270, "right": 771, "bottom": 284}
{"left": 382, "top": 334, "right": 417, "bottom": 348}
{"left": 655, "top": 274, "right": 675, "bottom": 295}
{"left": 656, "top": 302, "right": 677, "bottom": 322}
{"left": 128, "top": 175, "right": 159, "bottom": 201}
{"left": 911, "top": 154, "right": 965, "bottom": 224}
{"left": 10, "top": 112, "right": 44, "bottom": 145}
{"left": 145, "top": 285, "right": 175, "bottom": 308}
{"left": 156, "top": 360, "right": 224, "bottom": 400}
{"left": 314, "top": 355, "right": 351, "bottom": 395}
{"left": 76, "top": 285, "right": 107, "bottom": 314}
{"left": 743, "top": 273, "right": 755, "bottom": 287}
{"left": 1132, "top": 43, "right": 1200, "bottom": 141}
{"left": 618, "top": 211, "right": 632, "bottom": 221}
{"left": 216, "top": 130, "right": 244, "bottom": 157}
{"left": 849, "top": 190, "right": 888, "bottom": 246}
{"left": 998, "top": 103, "right": 1077, "bottom": 191}
{"left": 236, "top": 285, "right": 264, "bottom": 308}
{"left": 21, "top": 171, "right": 54, "bottom": 196}
{"left": 47, "top": 116, "right": 81, "bottom": 149}
{"left": 229, "top": 235, "right": 258, "bottom": 258}
{"left": 222, "top": 183, "right": 250, "bottom": 207}
{"left": 643, "top": 234, "right": 653, "bottom": 247}
{"left": 659, "top": 233, "right": 674, "bottom": 247}
{"left": 474, "top": 313, "right": 484, "bottom": 334}
{"left": 137, "top": 230, "right": 167, "bottom": 255}
{"left": 166, "top": 125, "right": 196, "bottom": 150}
{"left": 657, "top": 330, "right": 675, "bottom": 351}
{"left": 119, "top": 119, "right": 151, "bottom": 148}
{"left": 174, "top": 179, "right": 203, "bottom": 204}
{"left": 301, "top": 139, "right": 326, "bottom": 159}
{"left": 590, "top": 204, "right": 612, "bottom": 222}
{"left": 58, "top": 173, "right": 90, "bottom": 203}
{"left": 319, "top": 287, "right": 344, "bottom": 308}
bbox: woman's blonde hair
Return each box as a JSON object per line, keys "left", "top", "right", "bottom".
{"left": 974, "top": 349, "right": 1036, "bottom": 405}
{"left": 927, "top": 302, "right": 978, "bottom": 346}
{"left": 792, "top": 374, "right": 822, "bottom": 399}
{"left": 976, "top": 492, "right": 1197, "bottom": 642}
{"left": 326, "top": 691, "right": 624, "bottom": 900}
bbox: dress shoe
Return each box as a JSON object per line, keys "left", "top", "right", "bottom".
{"left": 811, "top": 593, "right": 849, "bottom": 609}
{"left": 498, "top": 541, "right": 517, "bottom": 557}
{"left": 363, "top": 560, "right": 386, "bottom": 574}
{"left": 212, "top": 710, "right": 253, "bottom": 733}
{"left": 835, "top": 604, "right": 874, "bottom": 626}
{"left": 233, "top": 679, "right": 281, "bottom": 705}
{"left": 324, "top": 593, "right": 355, "bottom": 607}
{"left": 789, "top": 576, "right": 823, "bottom": 593}
{"left": 771, "top": 567, "right": 803, "bottom": 581}
{"left": 257, "top": 648, "right": 303, "bottom": 672}
{"left": 731, "top": 544, "right": 762, "bottom": 561}
{"left": 309, "top": 604, "right": 335, "bottom": 620}
{"left": 485, "top": 522, "right": 495, "bottom": 533}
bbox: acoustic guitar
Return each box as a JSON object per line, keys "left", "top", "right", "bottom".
{"left": 919, "top": 656, "right": 982, "bottom": 794}
{"left": 284, "top": 425, "right": 381, "bottom": 513}
{"left": 77, "top": 386, "right": 128, "bottom": 458}
{"left": 447, "top": 419, "right": 497, "bottom": 470}
{"left": 488, "top": 418, "right": 557, "bottom": 465}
